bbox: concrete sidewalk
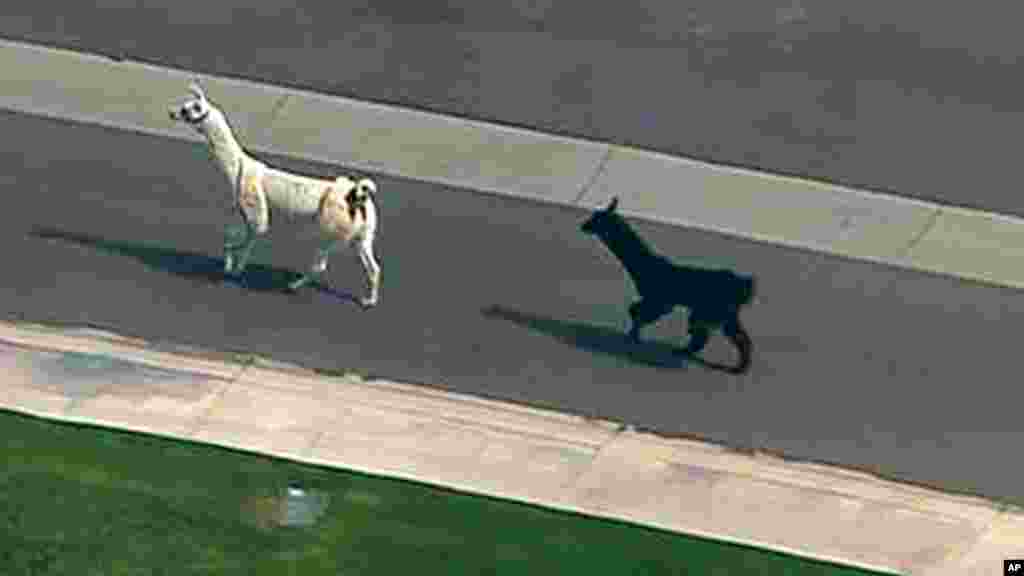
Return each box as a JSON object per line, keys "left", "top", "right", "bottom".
{"left": 1, "top": 319, "right": 1020, "bottom": 575}
{"left": 2, "top": 38, "right": 1024, "bottom": 293}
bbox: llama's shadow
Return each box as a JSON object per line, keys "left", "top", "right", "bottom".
{"left": 482, "top": 305, "right": 737, "bottom": 373}
{"left": 29, "top": 227, "right": 363, "bottom": 305}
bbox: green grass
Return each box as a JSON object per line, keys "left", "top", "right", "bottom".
{"left": 0, "top": 409, "right": 895, "bottom": 575}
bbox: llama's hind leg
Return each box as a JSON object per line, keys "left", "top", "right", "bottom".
{"left": 355, "top": 233, "right": 380, "bottom": 308}
{"left": 675, "top": 306, "right": 716, "bottom": 357}
{"left": 722, "top": 315, "right": 753, "bottom": 374}
{"left": 289, "top": 241, "right": 335, "bottom": 292}
{"left": 678, "top": 321, "right": 711, "bottom": 356}
{"left": 627, "top": 298, "right": 674, "bottom": 342}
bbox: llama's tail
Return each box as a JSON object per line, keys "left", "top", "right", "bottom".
{"left": 366, "top": 186, "right": 382, "bottom": 266}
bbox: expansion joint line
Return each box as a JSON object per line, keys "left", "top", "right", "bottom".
{"left": 573, "top": 147, "right": 614, "bottom": 205}
{"left": 905, "top": 207, "right": 941, "bottom": 253}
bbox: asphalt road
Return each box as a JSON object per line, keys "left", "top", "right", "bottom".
{"left": 5, "top": 1, "right": 1024, "bottom": 216}
{"left": 2, "top": 110, "right": 1023, "bottom": 504}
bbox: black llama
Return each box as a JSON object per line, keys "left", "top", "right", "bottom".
{"left": 581, "top": 197, "right": 755, "bottom": 374}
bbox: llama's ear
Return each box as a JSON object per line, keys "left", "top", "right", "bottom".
{"left": 188, "top": 80, "right": 206, "bottom": 101}
{"left": 607, "top": 197, "right": 619, "bottom": 212}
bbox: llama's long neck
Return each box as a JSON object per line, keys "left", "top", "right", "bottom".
{"left": 595, "top": 218, "right": 661, "bottom": 284}
{"left": 200, "top": 110, "right": 248, "bottom": 181}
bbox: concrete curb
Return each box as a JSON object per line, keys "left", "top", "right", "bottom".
{"left": 1, "top": 320, "right": 1021, "bottom": 575}
{"left": 2, "top": 39, "right": 1024, "bottom": 292}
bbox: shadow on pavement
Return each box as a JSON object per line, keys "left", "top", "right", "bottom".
{"left": 482, "top": 305, "right": 743, "bottom": 374}
{"left": 29, "top": 227, "right": 363, "bottom": 305}
{"left": 481, "top": 304, "right": 689, "bottom": 370}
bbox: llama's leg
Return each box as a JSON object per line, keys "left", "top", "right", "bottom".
{"left": 627, "top": 298, "right": 674, "bottom": 342}
{"left": 222, "top": 220, "right": 250, "bottom": 274}
{"left": 680, "top": 321, "right": 711, "bottom": 355}
{"left": 289, "top": 241, "right": 335, "bottom": 292}
{"left": 222, "top": 202, "right": 255, "bottom": 274}
{"left": 231, "top": 183, "right": 270, "bottom": 275}
{"left": 231, "top": 232, "right": 260, "bottom": 275}
{"left": 675, "top": 304, "right": 725, "bottom": 357}
{"left": 355, "top": 233, "right": 381, "bottom": 308}
{"left": 722, "top": 314, "right": 753, "bottom": 374}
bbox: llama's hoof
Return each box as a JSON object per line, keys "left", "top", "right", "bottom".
{"left": 727, "top": 363, "right": 751, "bottom": 375}
{"left": 359, "top": 297, "right": 378, "bottom": 309}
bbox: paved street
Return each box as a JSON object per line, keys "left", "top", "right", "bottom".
{"left": 2, "top": 110, "right": 1022, "bottom": 503}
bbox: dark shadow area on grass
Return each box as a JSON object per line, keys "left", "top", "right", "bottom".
{"left": 28, "top": 227, "right": 364, "bottom": 306}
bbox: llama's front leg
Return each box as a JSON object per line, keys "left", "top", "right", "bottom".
{"left": 223, "top": 223, "right": 251, "bottom": 275}
{"left": 627, "top": 301, "right": 643, "bottom": 342}
{"left": 223, "top": 220, "right": 260, "bottom": 276}
{"left": 232, "top": 233, "right": 259, "bottom": 275}
{"left": 288, "top": 243, "right": 334, "bottom": 292}
{"left": 230, "top": 182, "right": 270, "bottom": 276}
{"left": 627, "top": 298, "right": 673, "bottom": 342}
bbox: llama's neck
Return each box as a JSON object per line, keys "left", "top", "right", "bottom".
{"left": 595, "top": 219, "right": 661, "bottom": 283}
{"left": 200, "top": 110, "right": 248, "bottom": 181}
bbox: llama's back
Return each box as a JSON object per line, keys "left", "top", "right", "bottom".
{"left": 262, "top": 167, "right": 328, "bottom": 218}
{"left": 668, "top": 266, "right": 756, "bottom": 310}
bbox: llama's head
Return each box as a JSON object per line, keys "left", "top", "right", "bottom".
{"left": 580, "top": 196, "right": 620, "bottom": 236}
{"left": 353, "top": 177, "right": 377, "bottom": 204}
{"left": 168, "top": 80, "right": 216, "bottom": 131}
{"left": 345, "top": 176, "right": 378, "bottom": 220}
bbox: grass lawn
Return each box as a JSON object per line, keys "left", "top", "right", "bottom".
{"left": 1, "top": 409, "right": 895, "bottom": 575}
